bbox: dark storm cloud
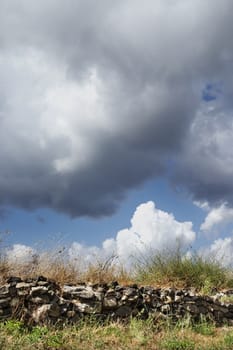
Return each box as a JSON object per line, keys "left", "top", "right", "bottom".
{"left": 1, "top": 0, "right": 233, "bottom": 216}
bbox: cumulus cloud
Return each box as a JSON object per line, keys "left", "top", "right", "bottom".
{"left": 200, "top": 203, "right": 233, "bottom": 233}
{"left": 6, "top": 244, "right": 37, "bottom": 265}
{"left": 201, "top": 237, "right": 233, "bottom": 267}
{"left": 69, "top": 201, "right": 196, "bottom": 266}
{"left": 1, "top": 1, "right": 233, "bottom": 216}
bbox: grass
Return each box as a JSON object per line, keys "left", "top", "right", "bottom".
{"left": 133, "top": 247, "right": 230, "bottom": 291}
{"left": 1, "top": 244, "right": 232, "bottom": 291}
{"left": 0, "top": 246, "right": 132, "bottom": 286}
{"left": 1, "top": 318, "right": 233, "bottom": 349}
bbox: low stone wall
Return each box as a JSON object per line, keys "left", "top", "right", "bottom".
{"left": 0, "top": 276, "right": 233, "bottom": 326}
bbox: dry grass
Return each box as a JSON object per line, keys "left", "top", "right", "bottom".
{"left": 0, "top": 247, "right": 132, "bottom": 285}
{"left": 1, "top": 244, "right": 233, "bottom": 291}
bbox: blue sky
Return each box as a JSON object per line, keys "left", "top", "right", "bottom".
{"left": 1, "top": 0, "right": 233, "bottom": 266}
{"left": 1, "top": 178, "right": 205, "bottom": 248}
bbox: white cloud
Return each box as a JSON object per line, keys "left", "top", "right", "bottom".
{"left": 114, "top": 201, "right": 195, "bottom": 263}
{"left": 6, "top": 244, "right": 37, "bottom": 265}
{"left": 69, "top": 201, "right": 196, "bottom": 266}
{"left": 194, "top": 201, "right": 210, "bottom": 211}
{"left": 201, "top": 237, "right": 233, "bottom": 267}
{"left": 200, "top": 203, "right": 233, "bottom": 233}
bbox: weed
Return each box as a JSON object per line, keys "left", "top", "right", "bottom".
{"left": 193, "top": 317, "right": 216, "bottom": 336}
{"left": 134, "top": 246, "right": 228, "bottom": 290}
{"left": 27, "top": 325, "right": 48, "bottom": 343}
{"left": 160, "top": 336, "right": 195, "bottom": 350}
{"left": 224, "top": 331, "right": 233, "bottom": 347}
{"left": 2, "top": 320, "right": 25, "bottom": 335}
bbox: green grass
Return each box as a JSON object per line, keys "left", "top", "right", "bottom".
{"left": 134, "top": 247, "right": 228, "bottom": 290}
{"left": 160, "top": 337, "right": 195, "bottom": 350}
{"left": 1, "top": 318, "right": 233, "bottom": 350}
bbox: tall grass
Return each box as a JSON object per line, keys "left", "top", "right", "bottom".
{"left": 134, "top": 247, "right": 229, "bottom": 291}
{"left": 0, "top": 246, "right": 131, "bottom": 285}
{"left": 0, "top": 237, "right": 233, "bottom": 290}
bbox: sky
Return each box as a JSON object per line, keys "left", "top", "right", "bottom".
{"left": 1, "top": 0, "right": 233, "bottom": 267}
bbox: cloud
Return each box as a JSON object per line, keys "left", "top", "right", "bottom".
{"left": 201, "top": 237, "right": 233, "bottom": 267}
{"left": 174, "top": 101, "right": 233, "bottom": 207}
{"left": 0, "top": 1, "right": 233, "bottom": 216}
{"left": 69, "top": 201, "right": 196, "bottom": 266}
{"left": 6, "top": 244, "right": 37, "bottom": 265}
{"left": 200, "top": 203, "right": 233, "bottom": 233}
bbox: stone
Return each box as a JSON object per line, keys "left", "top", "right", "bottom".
{"left": 73, "top": 301, "right": 102, "bottom": 314}
{"left": 48, "top": 304, "right": 61, "bottom": 318}
{"left": 115, "top": 305, "right": 132, "bottom": 317}
{"left": 161, "top": 304, "right": 171, "bottom": 314}
{"left": 16, "top": 282, "right": 35, "bottom": 290}
{"left": 31, "top": 286, "right": 49, "bottom": 296}
{"left": 10, "top": 297, "right": 20, "bottom": 308}
{"left": 103, "top": 297, "right": 118, "bottom": 309}
{"left": 0, "top": 298, "right": 11, "bottom": 308}
{"left": 2, "top": 276, "right": 233, "bottom": 326}
{"left": 63, "top": 286, "right": 95, "bottom": 300}
{"left": 7, "top": 277, "right": 22, "bottom": 284}
{"left": 0, "top": 285, "right": 11, "bottom": 298}
{"left": 31, "top": 296, "right": 51, "bottom": 304}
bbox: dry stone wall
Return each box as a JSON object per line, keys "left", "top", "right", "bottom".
{"left": 0, "top": 276, "right": 233, "bottom": 326}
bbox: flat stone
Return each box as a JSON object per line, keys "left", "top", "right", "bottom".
{"left": 63, "top": 286, "right": 95, "bottom": 300}
{"left": 0, "top": 285, "right": 11, "bottom": 297}
{"left": 103, "top": 297, "right": 118, "bottom": 309}
{"left": 183, "top": 303, "right": 199, "bottom": 314}
{"left": 115, "top": 305, "right": 132, "bottom": 317}
{"left": 48, "top": 304, "right": 60, "bottom": 318}
{"left": 31, "top": 296, "right": 51, "bottom": 304}
{"left": 0, "top": 308, "right": 11, "bottom": 318}
{"left": 7, "top": 277, "right": 22, "bottom": 284}
{"left": 31, "top": 286, "right": 49, "bottom": 296}
{"left": 16, "top": 282, "right": 34, "bottom": 289}
{"left": 73, "top": 300, "right": 102, "bottom": 314}
{"left": 17, "top": 289, "right": 30, "bottom": 296}
{"left": 0, "top": 298, "right": 11, "bottom": 308}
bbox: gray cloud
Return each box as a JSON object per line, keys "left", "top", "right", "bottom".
{"left": 1, "top": 0, "right": 233, "bottom": 216}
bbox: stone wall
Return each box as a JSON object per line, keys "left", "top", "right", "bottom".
{"left": 0, "top": 276, "right": 233, "bottom": 326}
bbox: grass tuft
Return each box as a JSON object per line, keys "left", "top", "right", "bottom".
{"left": 134, "top": 247, "right": 228, "bottom": 290}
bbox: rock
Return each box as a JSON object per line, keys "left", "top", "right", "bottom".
{"left": 73, "top": 301, "right": 102, "bottom": 314}
{"left": 0, "top": 298, "right": 11, "bottom": 308}
{"left": 103, "top": 297, "right": 118, "bottom": 309}
{"left": 31, "top": 296, "right": 51, "bottom": 304}
{"left": 115, "top": 305, "right": 132, "bottom": 317}
{"left": 0, "top": 285, "right": 11, "bottom": 298}
{"left": 161, "top": 304, "right": 171, "bottom": 314}
{"left": 31, "top": 286, "right": 49, "bottom": 296}
{"left": 7, "top": 277, "right": 22, "bottom": 284}
{"left": 63, "top": 286, "right": 95, "bottom": 300}
{"left": 2, "top": 276, "right": 233, "bottom": 325}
